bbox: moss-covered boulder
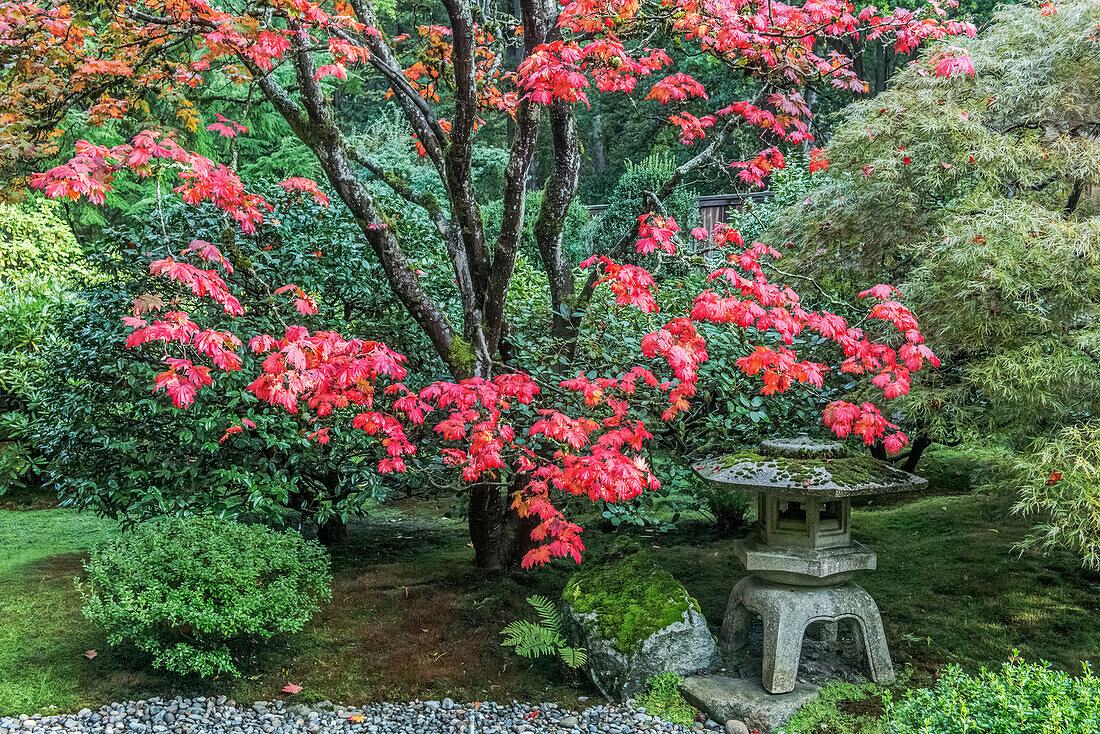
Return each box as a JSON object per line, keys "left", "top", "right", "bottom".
{"left": 562, "top": 550, "right": 720, "bottom": 700}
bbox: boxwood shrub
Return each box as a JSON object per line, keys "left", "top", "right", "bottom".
{"left": 883, "top": 658, "right": 1100, "bottom": 733}
{"left": 78, "top": 517, "right": 332, "bottom": 677}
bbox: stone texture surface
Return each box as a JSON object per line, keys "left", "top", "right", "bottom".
{"left": 681, "top": 676, "right": 820, "bottom": 733}
{"left": 694, "top": 457, "right": 927, "bottom": 499}
{"left": 734, "top": 538, "right": 877, "bottom": 587}
{"left": 759, "top": 437, "right": 844, "bottom": 459}
{"left": 721, "top": 577, "right": 894, "bottom": 694}
{"left": 564, "top": 603, "right": 721, "bottom": 701}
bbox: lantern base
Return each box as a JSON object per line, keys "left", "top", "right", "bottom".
{"left": 720, "top": 576, "right": 894, "bottom": 694}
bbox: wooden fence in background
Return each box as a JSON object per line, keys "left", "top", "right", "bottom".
{"left": 587, "top": 191, "right": 773, "bottom": 229}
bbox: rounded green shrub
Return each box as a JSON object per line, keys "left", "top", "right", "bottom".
{"left": 78, "top": 517, "right": 332, "bottom": 677}
{"left": 883, "top": 658, "right": 1100, "bottom": 734}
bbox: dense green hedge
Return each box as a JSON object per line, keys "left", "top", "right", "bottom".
{"left": 883, "top": 659, "right": 1100, "bottom": 733}
{"left": 79, "top": 517, "right": 331, "bottom": 677}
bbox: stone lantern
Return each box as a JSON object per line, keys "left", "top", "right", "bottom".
{"left": 694, "top": 437, "right": 927, "bottom": 694}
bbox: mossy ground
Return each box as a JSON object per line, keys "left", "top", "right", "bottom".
{"left": 636, "top": 673, "right": 696, "bottom": 727}
{"left": 0, "top": 445, "right": 1096, "bottom": 732}
{"left": 563, "top": 550, "right": 701, "bottom": 653}
{"left": 783, "top": 678, "right": 895, "bottom": 734}
{"left": 0, "top": 501, "right": 588, "bottom": 714}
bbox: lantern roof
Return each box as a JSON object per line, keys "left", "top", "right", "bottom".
{"left": 694, "top": 437, "right": 928, "bottom": 500}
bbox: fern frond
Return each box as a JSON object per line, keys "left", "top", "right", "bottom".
{"left": 500, "top": 620, "right": 564, "bottom": 658}
{"left": 559, "top": 647, "right": 587, "bottom": 669}
{"left": 527, "top": 594, "right": 562, "bottom": 632}
{"left": 500, "top": 596, "right": 587, "bottom": 668}
{"left": 500, "top": 620, "right": 536, "bottom": 644}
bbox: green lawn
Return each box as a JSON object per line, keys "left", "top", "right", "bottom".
{"left": 0, "top": 446, "right": 1096, "bottom": 724}
{"left": 0, "top": 509, "right": 125, "bottom": 713}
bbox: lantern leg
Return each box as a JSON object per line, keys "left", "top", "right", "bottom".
{"left": 760, "top": 607, "right": 807, "bottom": 694}
{"left": 848, "top": 589, "right": 895, "bottom": 685}
{"left": 719, "top": 576, "right": 755, "bottom": 655}
{"left": 721, "top": 577, "right": 895, "bottom": 693}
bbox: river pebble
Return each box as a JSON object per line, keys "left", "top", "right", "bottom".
{"left": 0, "top": 697, "right": 727, "bottom": 734}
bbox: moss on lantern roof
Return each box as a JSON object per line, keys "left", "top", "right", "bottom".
{"left": 717, "top": 450, "right": 885, "bottom": 484}
{"left": 698, "top": 447, "right": 927, "bottom": 499}
{"left": 563, "top": 549, "right": 701, "bottom": 654}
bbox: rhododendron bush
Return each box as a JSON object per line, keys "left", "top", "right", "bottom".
{"left": 3, "top": 0, "right": 973, "bottom": 567}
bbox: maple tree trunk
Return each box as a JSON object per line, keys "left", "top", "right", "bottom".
{"left": 901, "top": 434, "right": 933, "bottom": 473}
{"left": 503, "top": 505, "right": 541, "bottom": 570}
{"left": 468, "top": 481, "right": 507, "bottom": 571}
{"left": 468, "top": 476, "right": 540, "bottom": 572}
{"left": 535, "top": 103, "right": 583, "bottom": 341}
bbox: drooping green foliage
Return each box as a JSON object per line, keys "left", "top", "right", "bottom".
{"left": 763, "top": 1, "right": 1100, "bottom": 562}
{"left": 777, "top": 1, "right": 1100, "bottom": 445}
{"left": 78, "top": 517, "right": 331, "bottom": 677}
{"left": 882, "top": 658, "right": 1100, "bottom": 734}
{"left": 1007, "top": 422, "right": 1100, "bottom": 568}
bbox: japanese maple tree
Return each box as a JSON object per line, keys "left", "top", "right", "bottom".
{"left": 83, "top": 192, "right": 940, "bottom": 569}
{"left": 3, "top": 0, "right": 972, "bottom": 567}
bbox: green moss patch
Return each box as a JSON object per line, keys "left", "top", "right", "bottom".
{"left": 563, "top": 551, "right": 700, "bottom": 653}
{"left": 717, "top": 450, "right": 891, "bottom": 486}
{"left": 637, "top": 673, "right": 697, "bottom": 727}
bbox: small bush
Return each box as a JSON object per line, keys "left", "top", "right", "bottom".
{"left": 78, "top": 517, "right": 332, "bottom": 677}
{"left": 883, "top": 658, "right": 1100, "bottom": 734}
{"left": 699, "top": 485, "right": 752, "bottom": 533}
{"left": 637, "top": 673, "right": 696, "bottom": 727}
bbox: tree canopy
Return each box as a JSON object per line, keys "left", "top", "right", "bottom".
{"left": 1, "top": 0, "right": 976, "bottom": 568}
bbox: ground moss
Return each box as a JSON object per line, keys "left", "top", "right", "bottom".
{"left": 637, "top": 673, "right": 697, "bottom": 727}
{"left": 563, "top": 551, "right": 701, "bottom": 654}
{"left": 784, "top": 677, "right": 896, "bottom": 734}
{"left": 716, "top": 451, "right": 891, "bottom": 486}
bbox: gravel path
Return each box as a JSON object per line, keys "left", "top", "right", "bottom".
{"left": 0, "top": 697, "right": 729, "bottom": 734}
